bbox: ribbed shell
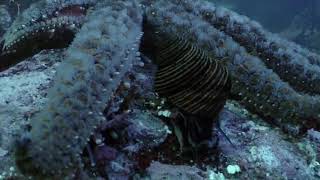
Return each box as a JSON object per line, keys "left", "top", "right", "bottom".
{"left": 154, "top": 35, "right": 231, "bottom": 117}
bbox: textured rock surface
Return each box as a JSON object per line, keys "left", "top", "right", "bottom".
{"left": 218, "top": 103, "right": 319, "bottom": 179}
{"left": 143, "top": 161, "right": 208, "bottom": 180}
{"left": 134, "top": 103, "right": 320, "bottom": 179}
{"left": 0, "top": 50, "right": 63, "bottom": 178}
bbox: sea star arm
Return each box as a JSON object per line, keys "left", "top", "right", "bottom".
{"left": 15, "top": 1, "right": 143, "bottom": 177}
{"left": 0, "top": 0, "right": 97, "bottom": 71}
{"left": 140, "top": 0, "right": 320, "bottom": 132}
{"left": 0, "top": 0, "right": 319, "bottom": 178}
{"left": 187, "top": 0, "right": 320, "bottom": 95}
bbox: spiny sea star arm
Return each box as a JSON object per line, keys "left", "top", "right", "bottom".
{"left": 183, "top": 0, "right": 320, "bottom": 95}
{"left": 15, "top": 0, "right": 143, "bottom": 177}
{"left": 0, "top": 0, "right": 97, "bottom": 71}
{"left": 140, "top": 0, "right": 320, "bottom": 132}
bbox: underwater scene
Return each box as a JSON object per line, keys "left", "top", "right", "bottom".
{"left": 0, "top": 0, "right": 319, "bottom": 179}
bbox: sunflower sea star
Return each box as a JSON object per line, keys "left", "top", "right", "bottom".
{"left": 0, "top": 0, "right": 319, "bottom": 178}
{"left": 13, "top": 0, "right": 143, "bottom": 177}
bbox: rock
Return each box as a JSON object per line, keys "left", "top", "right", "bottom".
{"left": 308, "top": 129, "right": 320, "bottom": 144}
{"left": 0, "top": 50, "right": 63, "bottom": 179}
{"left": 218, "top": 102, "right": 318, "bottom": 179}
{"left": 207, "top": 170, "right": 225, "bottom": 180}
{"left": 124, "top": 110, "right": 168, "bottom": 153}
{"left": 249, "top": 146, "right": 280, "bottom": 169}
{"left": 106, "top": 154, "right": 134, "bottom": 180}
{"left": 144, "top": 161, "right": 207, "bottom": 180}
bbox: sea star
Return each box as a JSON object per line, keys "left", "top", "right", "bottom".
{"left": 0, "top": 0, "right": 320, "bottom": 178}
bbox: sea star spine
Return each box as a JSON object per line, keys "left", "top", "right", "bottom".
{"left": 15, "top": 0, "right": 143, "bottom": 177}
{"left": 142, "top": 0, "right": 320, "bottom": 132}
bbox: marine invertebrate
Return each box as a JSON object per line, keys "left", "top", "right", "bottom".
{"left": 144, "top": 31, "right": 231, "bottom": 151}
{"left": 140, "top": 0, "right": 320, "bottom": 132}
{"left": 0, "top": 5, "right": 11, "bottom": 37}
{"left": 153, "top": 34, "right": 230, "bottom": 118}
{"left": 0, "top": 0, "right": 320, "bottom": 178}
{"left": 0, "top": 0, "right": 97, "bottom": 71}
{"left": 15, "top": 0, "right": 143, "bottom": 177}
{"left": 195, "top": 4, "right": 320, "bottom": 95}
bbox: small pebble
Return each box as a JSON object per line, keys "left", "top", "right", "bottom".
{"left": 157, "top": 110, "right": 171, "bottom": 117}
{"left": 9, "top": 167, "right": 14, "bottom": 172}
{"left": 226, "top": 165, "right": 241, "bottom": 174}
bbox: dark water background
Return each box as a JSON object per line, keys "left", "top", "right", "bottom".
{"left": 211, "top": 0, "right": 319, "bottom": 32}
{"left": 210, "top": 0, "right": 320, "bottom": 52}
